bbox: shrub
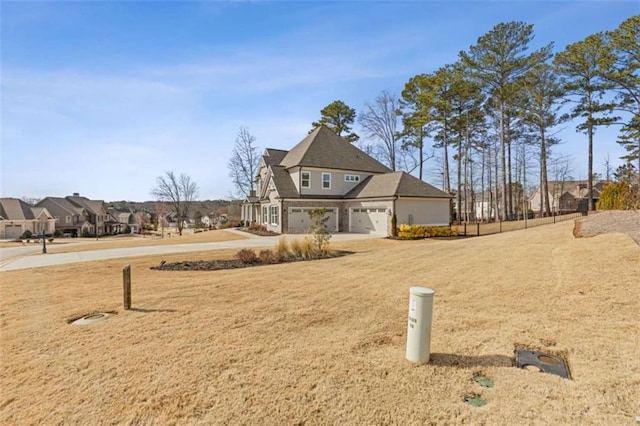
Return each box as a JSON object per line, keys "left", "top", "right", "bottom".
{"left": 308, "top": 208, "right": 332, "bottom": 252}
{"left": 236, "top": 248, "right": 258, "bottom": 264}
{"left": 259, "top": 249, "right": 281, "bottom": 264}
{"left": 597, "top": 182, "right": 632, "bottom": 210}
{"left": 398, "top": 224, "right": 459, "bottom": 239}
{"left": 21, "top": 230, "right": 33, "bottom": 239}
{"left": 48, "top": 238, "right": 54, "bottom": 243}
{"left": 300, "top": 237, "right": 315, "bottom": 259}
{"left": 275, "top": 236, "right": 290, "bottom": 257}
{"left": 290, "top": 238, "right": 303, "bottom": 258}
{"left": 391, "top": 213, "right": 397, "bottom": 237}
{"left": 53, "top": 229, "right": 62, "bottom": 238}
{"left": 249, "top": 223, "right": 267, "bottom": 232}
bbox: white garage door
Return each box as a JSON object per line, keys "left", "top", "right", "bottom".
{"left": 288, "top": 208, "right": 337, "bottom": 233}
{"left": 4, "top": 225, "right": 23, "bottom": 239}
{"left": 350, "top": 208, "right": 387, "bottom": 235}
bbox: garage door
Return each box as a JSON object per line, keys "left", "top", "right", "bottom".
{"left": 4, "top": 225, "right": 23, "bottom": 239}
{"left": 288, "top": 208, "right": 337, "bottom": 233}
{"left": 350, "top": 208, "right": 387, "bottom": 235}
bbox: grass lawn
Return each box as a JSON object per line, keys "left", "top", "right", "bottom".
{"left": 0, "top": 229, "right": 247, "bottom": 253}
{"left": 1, "top": 220, "right": 638, "bottom": 424}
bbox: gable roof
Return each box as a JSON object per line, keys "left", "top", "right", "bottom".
{"left": 67, "top": 196, "right": 106, "bottom": 215}
{"left": 345, "top": 172, "right": 452, "bottom": 199}
{"left": 270, "top": 165, "right": 299, "bottom": 198}
{"left": 0, "top": 198, "right": 36, "bottom": 220}
{"left": 37, "top": 197, "right": 85, "bottom": 216}
{"left": 263, "top": 148, "right": 288, "bottom": 167}
{"left": 278, "top": 126, "right": 391, "bottom": 173}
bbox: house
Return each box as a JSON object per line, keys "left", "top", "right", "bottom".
{"left": 528, "top": 181, "right": 607, "bottom": 216}
{"left": 108, "top": 207, "right": 140, "bottom": 234}
{"left": 0, "top": 198, "right": 56, "bottom": 239}
{"left": 36, "top": 193, "right": 118, "bottom": 237}
{"left": 241, "top": 126, "right": 452, "bottom": 235}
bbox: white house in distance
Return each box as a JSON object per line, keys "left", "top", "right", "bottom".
{"left": 241, "top": 126, "right": 452, "bottom": 235}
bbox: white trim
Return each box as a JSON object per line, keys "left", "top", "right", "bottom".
{"left": 301, "top": 171, "right": 310, "bottom": 188}
{"left": 322, "top": 173, "right": 331, "bottom": 189}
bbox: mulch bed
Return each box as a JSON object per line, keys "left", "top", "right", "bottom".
{"left": 150, "top": 250, "right": 353, "bottom": 271}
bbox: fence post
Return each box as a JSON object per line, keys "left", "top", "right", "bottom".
{"left": 123, "top": 265, "right": 131, "bottom": 310}
{"left": 477, "top": 222, "right": 480, "bottom": 236}
{"left": 464, "top": 222, "right": 467, "bottom": 236}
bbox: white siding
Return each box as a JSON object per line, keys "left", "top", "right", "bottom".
{"left": 396, "top": 199, "right": 450, "bottom": 226}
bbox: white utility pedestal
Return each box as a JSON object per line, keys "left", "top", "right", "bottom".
{"left": 406, "top": 287, "right": 435, "bottom": 363}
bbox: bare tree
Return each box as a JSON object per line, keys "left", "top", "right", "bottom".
{"left": 150, "top": 171, "right": 199, "bottom": 236}
{"left": 359, "top": 91, "right": 401, "bottom": 171}
{"left": 228, "top": 127, "right": 260, "bottom": 198}
{"left": 602, "top": 154, "right": 613, "bottom": 182}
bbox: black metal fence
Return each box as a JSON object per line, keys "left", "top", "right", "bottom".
{"left": 451, "top": 212, "right": 583, "bottom": 237}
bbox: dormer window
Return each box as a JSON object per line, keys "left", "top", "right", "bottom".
{"left": 301, "top": 172, "right": 310, "bottom": 188}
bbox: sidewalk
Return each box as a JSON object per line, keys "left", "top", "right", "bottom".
{"left": 0, "top": 232, "right": 381, "bottom": 272}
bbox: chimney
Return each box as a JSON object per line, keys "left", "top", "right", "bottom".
{"left": 73, "top": 192, "right": 80, "bottom": 197}
{"left": 249, "top": 190, "right": 256, "bottom": 197}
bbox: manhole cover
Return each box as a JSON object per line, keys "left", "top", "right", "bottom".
{"left": 71, "top": 312, "right": 112, "bottom": 326}
{"left": 516, "top": 349, "right": 571, "bottom": 379}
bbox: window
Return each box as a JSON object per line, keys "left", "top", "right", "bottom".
{"left": 66, "top": 216, "right": 71, "bottom": 224}
{"left": 270, "top": 206, "right": 279, "bottom": 225}
{"left": 301, "top": 172, "right": 310, "bottom": 188}
{"left": 322, "top": 173, "right": 331, "bottom": 189}
{"left": 345, "top": 174, "right": 360, "bottom": 182}
{"left": 262, "top": 206, "right": 268, "bottom": 224}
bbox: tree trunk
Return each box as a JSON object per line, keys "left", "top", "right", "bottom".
{"left": 500, "top": 103, "right": 508, "bottom": 221}
{"left": 541, "top": 128, "right": 552, "bottom": 217}
{"left": 443, "top": 121, "right": 451, "bottom": 193}
{"left": 457, "top": 136, "right": 462, "bottom": 223}
{"left": 419, "top": 126, "right": 424, "bottom": 181}
{"left": 507, "top": 139, "right": 513, "bottom": 220}
{"left": 588, "top": 125, "right": 594, "bottom": 211}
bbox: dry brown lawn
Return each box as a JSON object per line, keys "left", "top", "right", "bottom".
{"left": 7, "top": 229, "right": 246, "bottom": 254}
{"left": 1, "top": 220, "right": 638, "bottom": 425}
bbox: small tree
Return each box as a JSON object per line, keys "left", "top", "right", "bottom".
{"left": 228, "top": 127, "right": 260, "bottom": 198}
{"left": 308, "top": 208, "right": 332, "bottom": 253}
{"left": 150, "top": 171, "right": 199, "bottom": 236}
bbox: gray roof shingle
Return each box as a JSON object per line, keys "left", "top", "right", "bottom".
{"left": 263, "top": 149, "right": 288, "bottom": 167}
{"left": 345, "top": 172, "right": 452, "bottom": 199}
{"left": 279, "top": 126, "right": 391, "bottom": 173}
{"left": 0, "top": 198, "right": 36, "bottom": 220}
{"left": 270, "top": 166, "right": 299, "bottom": 198}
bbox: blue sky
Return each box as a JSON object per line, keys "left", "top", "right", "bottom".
{"left": 2, "top": 1, "right": 638, "bottom": 202}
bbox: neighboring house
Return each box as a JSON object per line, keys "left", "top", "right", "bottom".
{"left": 241, "top": 126, "right": 452, "bottom": 235}
{"left": 200, "top": 215, "right": 211, "bottom": 227}
{"left": 36, "top": 193, "right": 117, "bottom": 236}
{"left": 0, "top": 198, "right": 56, "bottom": 239}
{"left": 528, "top": 181, "right": 607, "bottom": 216}
{"left": 108, "top": 208, "right": 140, "bottom": 234}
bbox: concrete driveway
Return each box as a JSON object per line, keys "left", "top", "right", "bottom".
{"left": 0, "top": 231, "right": 382, "bottom": 272}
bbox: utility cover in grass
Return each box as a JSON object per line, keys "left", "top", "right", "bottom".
{"left": 474, "top": 374, "right": 494, "bottom": 388}
{"left": 464, "top": 394, "right": 487, "bottom": 407}
{"left": 516, "top": 349, "right": 571, "bottom": 379}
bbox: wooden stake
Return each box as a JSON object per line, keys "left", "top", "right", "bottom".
{"left": 123, "top": 265, "right": 131, "bottom": 310}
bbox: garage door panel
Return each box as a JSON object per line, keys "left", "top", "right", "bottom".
{"left": 350, "top": 208, "right": 387, "bottom": 235}
{"left": 288, "top": 208, "right": 337, "bottom": 233}
{"left": 4, "top": 225, "right": 23, "bottom": 239}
